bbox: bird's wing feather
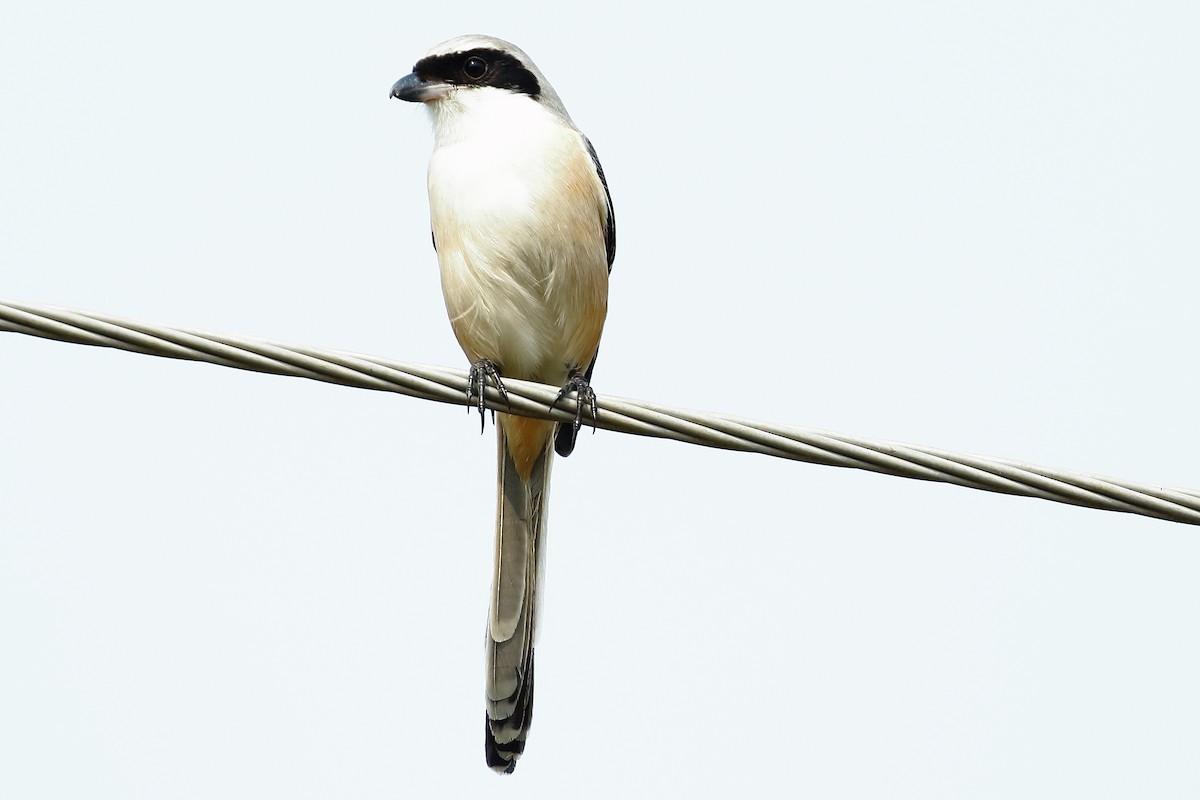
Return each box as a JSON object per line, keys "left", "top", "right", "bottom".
{"left": 584, "top": 136, "right": 616, "bottom": 273}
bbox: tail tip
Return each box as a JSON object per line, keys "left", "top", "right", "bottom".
{"left": 485, "top": 715, "right": 523, "bottom": 774}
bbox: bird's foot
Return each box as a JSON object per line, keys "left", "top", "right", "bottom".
{"left": 466, "top": 358, "right": 510, "bottom": 433}
{"left": 551, "top": 371, "right": 599, "bottom": 438}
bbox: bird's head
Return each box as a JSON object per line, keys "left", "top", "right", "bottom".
{"left": 390, "top": 35, "right": 572, "bottom": 131}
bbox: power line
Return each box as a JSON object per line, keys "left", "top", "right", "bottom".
{"left": 4, "top": 296, "right": 1198, "bottom": 526}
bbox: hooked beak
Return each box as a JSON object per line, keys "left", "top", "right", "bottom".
{"left": 390, "top": 72, "right": 450, "bottom": 103}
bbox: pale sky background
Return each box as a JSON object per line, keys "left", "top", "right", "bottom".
{"left": 3, "top": 1, "right": 1200, "bottom": 797}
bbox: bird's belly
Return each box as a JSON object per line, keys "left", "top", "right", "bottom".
{"left": 428, "top": 140, "right": 608, "bottom": 384}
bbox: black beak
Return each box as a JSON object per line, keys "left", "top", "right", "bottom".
{"left": 390, "top": 72, "right": 450, "bottom": 103}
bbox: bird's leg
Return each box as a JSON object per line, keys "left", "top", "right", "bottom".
{"left": 466, "top": 358, "right": 510, "bottom": 433}
{"left": 551, "top": 369, "right": 599, "bottom": 437}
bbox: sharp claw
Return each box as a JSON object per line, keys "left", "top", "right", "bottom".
{"left": 465, "top": 358, "right": 507, "bottom": 432}
{"left": 553, "top": 373, "right": 599, "bottom": 438}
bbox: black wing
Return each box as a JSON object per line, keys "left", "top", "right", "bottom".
{"left": 556, "top": 137, "right": 614, "bottom": 458}
{"left": 584, "top": 136, "right": 616, "bottom": 273}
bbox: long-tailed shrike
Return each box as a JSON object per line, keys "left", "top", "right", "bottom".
{"left": 391, "top": 34, "right": 614, "bottom": 773}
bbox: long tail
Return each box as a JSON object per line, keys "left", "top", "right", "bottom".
{"left": 485, "top": 413, "right": 555, "bottom": 774}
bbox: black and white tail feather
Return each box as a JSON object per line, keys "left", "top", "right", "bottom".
{"left": 486, "top": 424, "right": 552, "bottom": 772}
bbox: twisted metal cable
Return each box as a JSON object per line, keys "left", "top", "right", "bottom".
{"left": 4, "top": 296, "right": 1198, "bottom": 526}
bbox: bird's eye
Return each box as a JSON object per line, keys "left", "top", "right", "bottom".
{"left": 463, "top": 56, "right": 488, "bottom": 79}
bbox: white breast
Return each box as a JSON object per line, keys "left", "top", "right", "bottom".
{"left": 425, "top": 88, "right": 609, "bottom": 385}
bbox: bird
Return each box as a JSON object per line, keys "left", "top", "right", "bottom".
{"left": 390, "top": 35, "right": 615, "bottom": 773}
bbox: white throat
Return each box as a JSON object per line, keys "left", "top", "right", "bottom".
{"left": 427, "top": 87, "right": 567, "bottom": 149}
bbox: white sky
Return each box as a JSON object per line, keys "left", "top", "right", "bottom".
{"left": 3, "top": 1, "right": 1199, "bottom": 796}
